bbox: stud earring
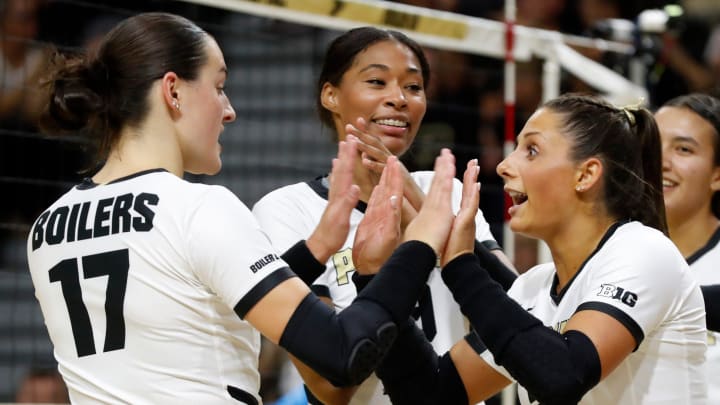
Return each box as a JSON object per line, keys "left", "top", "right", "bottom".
{"left": 172, "top": 99, "right": 180, "bottom": 111}
{"left": 575, "top": 185, "right": 585, "bottom": 192}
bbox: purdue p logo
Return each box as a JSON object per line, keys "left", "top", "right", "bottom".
{"left": 597, "top": 284, "right": 638, "bottom": 307}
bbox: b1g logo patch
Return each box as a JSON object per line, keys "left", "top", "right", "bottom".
{"left": 597, "top": 283, "right": 638, "bottom": 307}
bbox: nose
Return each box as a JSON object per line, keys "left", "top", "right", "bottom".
{"left": 224, "top": 100, "right": 236, "bottom": 123}
{"left": 496, "top": 154, "right": 512, "bottom": 180}
{"left": 385, "top": 84, "right": 408, "bottom": 109}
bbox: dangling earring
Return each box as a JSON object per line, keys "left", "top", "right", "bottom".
{"left": 172, "top": 99, "right": 181, "bottom": 111}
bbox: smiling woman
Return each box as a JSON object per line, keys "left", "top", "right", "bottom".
{"left": 252, "top": 26, "right": 516, "bottom": 405}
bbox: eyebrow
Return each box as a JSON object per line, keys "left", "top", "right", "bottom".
{"left": 672, "top": 135, "right": 700, "bottom": 146}
{"left": 358, "top": 64, "right": 421, "bottom": 76}
{"left": 518, "top": 131, "right": 541, "bottom": 141}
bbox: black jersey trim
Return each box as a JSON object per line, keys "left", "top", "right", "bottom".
{"left": 234, "top": 267, "right": 296, "bottom": 319}
{"left": 227, "top": 385, "right": 259, "bottom": 404}
{"left": 576, "top": 301, "right": 644, "bottom": 350}
{"left": 307, "top": 176, "right": 368, "bottom": 213}
{"left": 687, "top": 226, "right": 720, "bottom": 265}
{"left": 550, "top": 222, "right": 624, "bottom": 305}
{"left": 76, "top": 168, "right": 169, "bottom": 190}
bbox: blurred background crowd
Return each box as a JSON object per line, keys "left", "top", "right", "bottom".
{"left": 2, "top": 0, "right": 719, "bottom": 402}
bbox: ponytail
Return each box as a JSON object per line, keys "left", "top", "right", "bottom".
{"left": 626, "top": 108, "right": 667, "bottom": 234}
{"left": 545, "top": 94, "right": 666, "bottom": 234}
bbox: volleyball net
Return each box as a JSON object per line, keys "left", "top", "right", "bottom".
{"left": 0, "top": 0, "right": 646, "bottom": 402}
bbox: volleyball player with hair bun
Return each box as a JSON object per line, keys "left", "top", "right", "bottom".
{"left": 252, "top": 26, "right": 516, "bottom": 405}
{"left": 27, "top": 12, "right": 464, "bottom": 403}
{"left": 372, "top": 93, "right": 708, "bottom": 404}
{"left": 656, "top": 93, "right": 720, "bottom": 402}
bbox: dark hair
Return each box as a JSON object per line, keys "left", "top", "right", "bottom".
{"left": 663, "top": 93, "right": 720, "bottom": 219}
{"left": 39, "top": 12, "right": 210, "bottom": 165}
{"left": 544, "top": 93, "right": 667, "bottom": 234}
{"left": 316, "top": 26, "right": 430, "bottom": 136}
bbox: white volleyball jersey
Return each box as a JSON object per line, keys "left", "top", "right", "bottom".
{"left": 687, "top": 227, "right": 720, "bottom": 402}
{"left": 253, "top": 171, "right": 497, "bottom": 405}
{"left": 478, "top": 222, "right": 707, "bottom": 405}
{"left": 27, "top": 169, "right": 292, "bottom": 405}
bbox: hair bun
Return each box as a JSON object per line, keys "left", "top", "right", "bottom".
{"left": 42, "top": 57, "right": 108, "bottom": 134}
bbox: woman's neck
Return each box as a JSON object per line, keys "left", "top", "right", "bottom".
{"left": 668, "top": 209, "right": 720, "bottom": 258}
{"left": 93, "top": 124, "right": 183, "bottom": 184}
{"left": 546, "top": 215, "right": 617, "bottom": 293}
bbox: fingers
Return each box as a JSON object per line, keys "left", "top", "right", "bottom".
{"left": 329, "top": 140, "right": 360, "bottom": 206}
{"left": 367, "top": 155, "right": 402, "bottom": 210}
{"left": 386, "top": 156, "right": 404, "bottom": 205}
{"left": 346, "top": 120, "right": 389, "bottom": 163}
{"left": 424, "top": 148, "right": 456, "bottom": 209}
{"left": 460, "top": 159, "right": 480, "bottom": 212}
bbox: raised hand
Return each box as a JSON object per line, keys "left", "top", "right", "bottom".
{"left": 442, "top": 159, "right": 480, "bottom": 266}
{"left": 352, "top": 155, "right": 404, "bottom": 274}
{"left": 306, "top": 140, "right": 361, "bottom": 263}
{"left": 346, "top": 117, "right": 424, "bottom": 226}
{"left": 403, "top": 148, "right": 456, "bottom": 256}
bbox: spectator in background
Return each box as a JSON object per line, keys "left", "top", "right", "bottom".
{"left": 649, "top": 16, "right": 715, "bottom": 105}
{"left": 704, "top": 24, "right": 720, "bottom": 90}
{"left": 0, "top": 0, "right": 48, "bottom": 130}
{"left": 15, "top": 367, "right": 69, "bottom": 404}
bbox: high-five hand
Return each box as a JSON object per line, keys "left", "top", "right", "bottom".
{"left": 352, "top": 155, "right": 404, "bottom": 274}
{"left": 346, "top": 117, "right": 424, "bottom": 226}
{"left": 306, "top": 140, "right": 361, "bottom": 263}
{"left": 403, "top": 148, "right": 456, "bottom": 256}
{"left": 442, "top": 159, "right": 480, "bottom": 266}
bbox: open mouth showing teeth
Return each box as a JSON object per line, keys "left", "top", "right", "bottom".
{"left": 508, "top": 191, "right": 528, "bottom": 205}
{"left": 374, "top": 118, "right": 408, "bottom": 128}
{"left": 662, "top": 179, "right": 676, "bottom": 187}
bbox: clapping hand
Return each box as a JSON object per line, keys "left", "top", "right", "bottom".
{"left": 403, "top": 148, "right": 456, "bottom": 256}
{"left": 442, "top": 159, "right": 480, "bottom": 266}
{"left": 352, "top": 154, "right": 404, "bottom": 275}
{"left": 346, "top": 117, "right": 425, "bottom": 228}
{"left": 306, "top": 140, "right": 361, "bottom": 263}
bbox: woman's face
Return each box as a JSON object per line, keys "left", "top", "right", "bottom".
{"left": 496, "top": 108, "right": 581, "bottom": 239}
{"left": 656, "top": 105, "right": 720, "bottom": 226}
{"left": 323, "top": 39, "right": 427, "bottom": 156}
{"left": 178, "top": 37, "right": 236, "bottom": 175}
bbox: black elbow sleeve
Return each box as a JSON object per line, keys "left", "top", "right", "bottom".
{"left": 442, "top": 254, "right": 600, "bottom": 404}
{"left": 279, "top": 293, "right": 397, "bottom": 386}
{"left": 499, "top": 328, "right": 601, "bottom": 405}
{"left": 376, "top": 321, "right": 468, "bottom": 405}
{"left": 279, "top": 241, "right": 437, "bottom": 386}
